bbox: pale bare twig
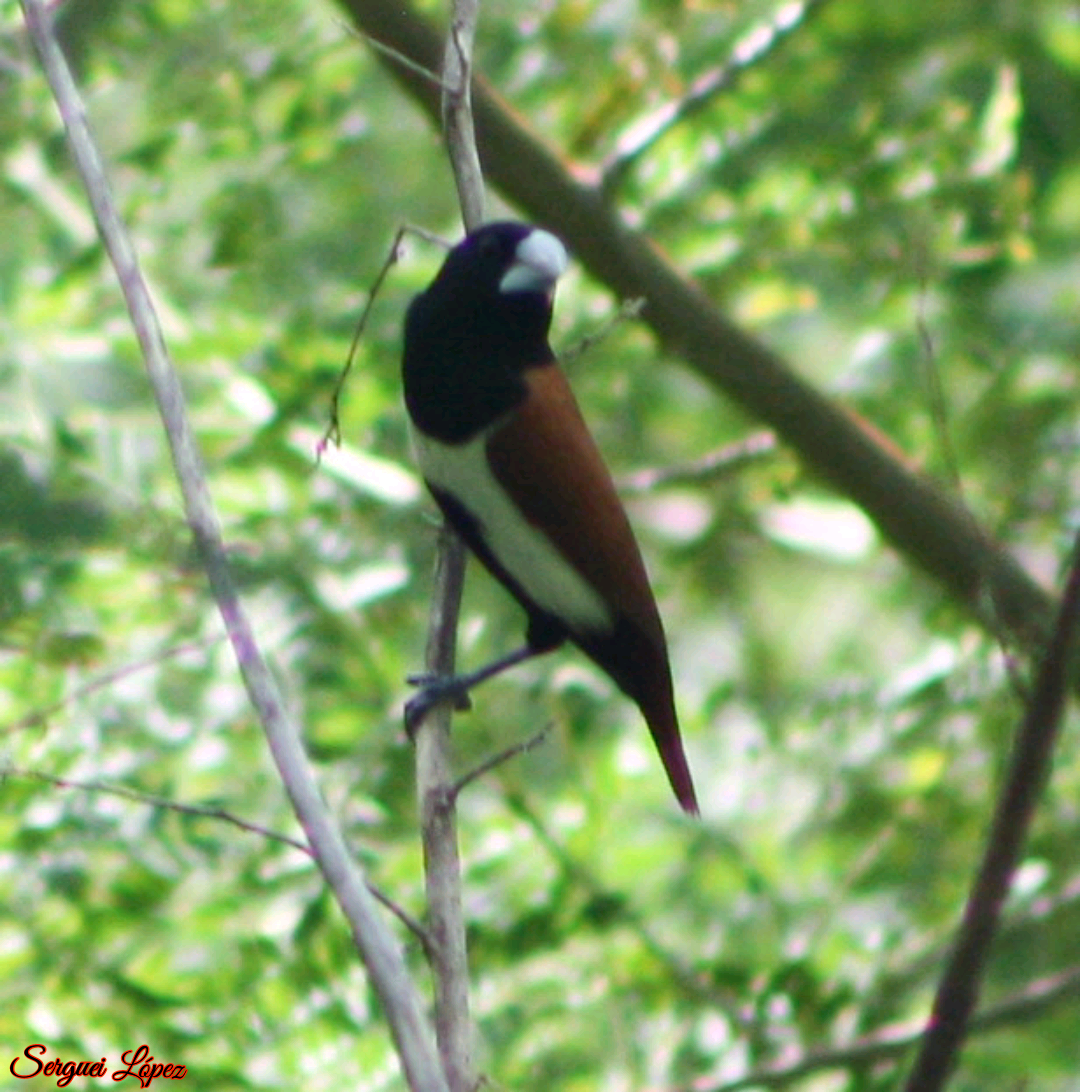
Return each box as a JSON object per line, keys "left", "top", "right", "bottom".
{"left": 19, "top": 3, "right": 445, "bottom": 1088}
{"left": 322, "top": 225, "right": 410, "bottom": 456}
{"left": 0, "top": 635, "right": 224, "bottom": 738}
{"left": 601, "top": 0, "right": 833, "bottom": 192}
{"left": 708, "top": 964, "right": 1080, "bottom": 1092}
{"left": 321, "top": 223, "right": 451, "bottom": 459}
{"left": 620, "top": 432, "right": 777, "bottom": 494}
{"left": 4, "top": 765, "right": 433, "bottom": 949}
{"left": 559, "top": 297, "right": 646, "bottom": 366}
{"left": 441, "top": 11, "right": 484, "bottom": 231}
{"left": 413, "top": 523, "right": 471, "bottom": 1092}
{"left": 451, "top": 724, "right": 552, "bottom": 799}
{"left": 407, "top": 0, "right": 487, "bottom": 1089}
{"left": 342, "top": 21, "right": 449, "bottom": 90}
{"left": 5, "top": 765, "right": 312, "bottom": 852}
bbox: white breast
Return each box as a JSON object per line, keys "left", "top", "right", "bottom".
{"left": 411, "top": 426, "right": 613, "bottom": 632}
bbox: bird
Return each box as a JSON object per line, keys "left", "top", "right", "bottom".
{"left": 402, "top": 221, "right": 698, "bottom": 814}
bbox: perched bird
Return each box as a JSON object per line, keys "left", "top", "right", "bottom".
{"left": 402, "top": 221, "right": 698, "bottom": 814}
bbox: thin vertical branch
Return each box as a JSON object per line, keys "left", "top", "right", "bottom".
{"left": 902, "top": 531, "right": 1080, "bottom": 1090}
{"left": 19, "top": 4, "right": 446, "bottom": 1090}
{"left": 442, "top": 0, "right": 485, "bottom": 231}
{"left": 414, "top": 527, "right": 472, "bottom": 1092}
{"left": 410, "top": 2, "right": 486, "bottom": 1091}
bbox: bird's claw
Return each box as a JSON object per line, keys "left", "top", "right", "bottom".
{"left": 404, "top": 675, "right": 472, "bottom": 737}
{"left": 405, "top": 671, "right": 442, "bottom": 688}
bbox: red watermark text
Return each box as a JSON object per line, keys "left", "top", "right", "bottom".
{"left": 11, "top": 1044, "right": 187, "bottom": 1088}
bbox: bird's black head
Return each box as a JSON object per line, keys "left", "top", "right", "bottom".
{"left": 403, "top": 222, "right": 569, "bottom": 443}
{"left": 430, "top": 220, "right": 566, "bottom": 308}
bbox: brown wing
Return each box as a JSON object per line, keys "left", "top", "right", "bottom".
{"left": 486, "top": 361, "right": 699, "bottom": 814}
{"left": 486, "top": 361, "right": 663, "bottom": 647}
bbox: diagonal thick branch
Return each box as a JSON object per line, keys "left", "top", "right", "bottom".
{"left": 342, "top": 0, "right": 1057, "bottom": 660}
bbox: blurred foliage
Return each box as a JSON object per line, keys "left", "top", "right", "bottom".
{"left": 2, "top": 0, "right": 1079, "bottom": 1088}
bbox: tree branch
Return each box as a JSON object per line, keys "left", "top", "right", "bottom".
{"left": 620, "top": 432, "right": 778, "bottom": 494}
{"left": 705, "top": 963, "right": 1080, "bottom": 1092}
{"left": 452, "top": 725, "right": 552, "bottom": 798}
{"left": 902, "top": 529, "right": 1080, "bottom": 1090}
{"left": 407, "top": 1, "right": 487, "bottom": 1090}
{"left": 3, "top": 765, "right": 433, "bottom": 951}
{"left": 441, "top": 0, "right": 485, "bottom": 230}
{"left": 600, "top": 0, "right": 834, "bottom": 192}
{"left": 340, "top": 0, "right": 1058, "bottom": 662}
{"left": 337, "top": 11, "right": 1080, "bottom": 1088}
{"left": 0, "top": 635, "right": 223, "bottom": 738}
{"left": 19, "top": 4, "right": 446, "bottom": 1089}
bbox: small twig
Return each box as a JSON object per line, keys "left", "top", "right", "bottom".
{"left": 620, "top": 431, "right": 777, "bottom": 494}
{"left": 601, "top": 0, "right": 832, "bottom": 192}
{"left": 914, "top": 274, "right": 963, "bottom": 494}
{"left": 366, "top": 888, "right": 435, "bottom": 957}
{"left": 0, "top": 634, "right": 224, "bottom": 738}
{"left": 321, "top": 223, "right": 451, "bottom": 459}
{"left": 322, "top": 226, "right": 408, "bottom": 456}
{"left": 451, "top": 724, "right": 552, "bottom": 799}
{"left": 413, "top": 526, "right": 471, "bottom": 1092}
{"left": 442, "top": 13, "right": 484, "bottom": 230}
{"left": 5, "top": 765, "right": 312, "bottom": 852}
{"left": 559, "top": 297, "right": 646, "bottom": 366}
{"left": 342, "top": 22, "right": 449, "bottom": 90}
{"left": 708, "top": 964, "right": 1080, "bottom": 1092}
{"left": 4, "top": 765, "right": 434, "bottom": 950}
{"left": 902, "top": 528, "right": 1080, "bottom": 1091}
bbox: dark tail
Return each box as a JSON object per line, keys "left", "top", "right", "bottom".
{"left": 576, "top": 619, "right": 699, "bottom": 815}
{"left": 641, "top": 695, "right": 699, "bottom": 815}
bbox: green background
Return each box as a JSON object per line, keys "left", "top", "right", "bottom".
{"left": 2, "top": 0, "right": 1079, "bottom": 1088}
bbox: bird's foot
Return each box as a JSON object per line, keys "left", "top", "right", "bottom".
{"left": 404, "top": 673, "right": 473, "bottom": 736}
